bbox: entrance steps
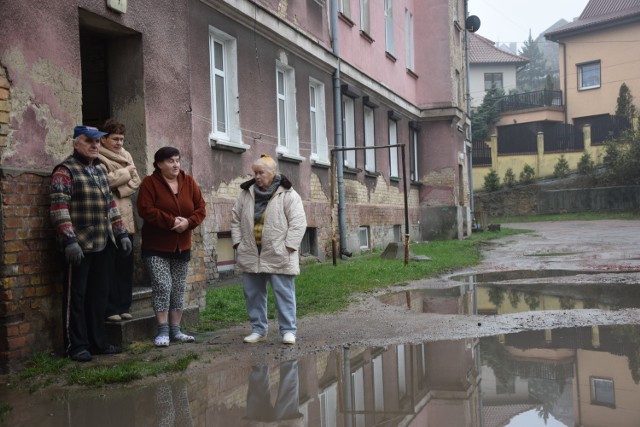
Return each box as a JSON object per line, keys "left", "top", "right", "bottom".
{"left": 104, "top": 286, "right": 199, "bottom": 346}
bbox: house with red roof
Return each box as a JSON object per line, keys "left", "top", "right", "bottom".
{"left": 468, "top": 33, "right": 529, "bottom": 108}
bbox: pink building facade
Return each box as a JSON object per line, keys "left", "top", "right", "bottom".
{"left": 0, "top": 0, "right": 471, "bottom": 370}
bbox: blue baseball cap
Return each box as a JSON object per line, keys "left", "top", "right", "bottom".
{"left": 73, "top": 125, "right": 108, "bottom": 139}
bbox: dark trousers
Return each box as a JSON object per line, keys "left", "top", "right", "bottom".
{"left": 105, "top": 235, "right": 134, "bottom": 316}
{"left": 62, "top": 249, "right": 110, "bottom": 355}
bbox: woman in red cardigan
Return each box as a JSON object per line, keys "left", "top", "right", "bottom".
{"left": 137, "top": 146, "right": 206, "bottom": 347}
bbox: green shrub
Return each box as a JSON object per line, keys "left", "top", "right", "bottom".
{"left": 553, "top": 154, "right": 570, "bottom": 178}
{"left": 519, "top": 164, "right": 536, "bottom": 184}
{"left": 483, "top": 169, "right": 501, "bottom": 192}
{"left": 577, "top": 151, "right": 595, "bottom": 176}
{"left": 503, "top": 168, "right": 516, "bottom": 187}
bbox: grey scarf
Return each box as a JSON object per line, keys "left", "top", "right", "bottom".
{"left": 254, "top": 174, "right": 281, "bottom": 223}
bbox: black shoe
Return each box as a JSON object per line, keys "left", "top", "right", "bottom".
{"left": 69, "top": 350, "right": 92, "bottom": 362}
{"left": 101, "top": 344, "right": 122, "bottom": 355}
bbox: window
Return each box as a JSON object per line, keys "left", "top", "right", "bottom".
{"left": 351, "top": 367, "right": 365, "bottom": 427}
{"left": 320, "top": 384, "right": 338, "bottom": 427}
{"left": 276, "top": 62, "right": 299, "bottom": 157}
{"left": 216, "top": 232, "right": 235, "bottom": 273}
{"left": 359, "top": 226, "right": 370, "bottom": 249}
{"left": 396, "top": 345, "right": 407, "bottom": 398}
{"left": 393, "top": 224, "right": 402, "bottom": 242}
{"left": 360, "top": 0, "right": 370, "bottom": 34}
{"left": 339, "top": 0, "right": 351, "bottom": 18}
{"left": 484, "top": 72, "right": 503, "bottom": 91}
{"left": 300, "top": 227, "right": 318, "bottom": 256}
{"left": 364, "top": 106, "right": 376, "bottom": 173}
{"left": 342, "top": 96, "right": 356, "bottom": 168}
{"left": 591, "top": 377, "right": 615, "bottom": 407}
{"left": 455, "top": 70, "right": 461, "bottom": 105}
{"left": 209, "top": 27, "right": 242, "bottom": 148}
{"left": 578, "top": 61, "right": 601, "bottom": 90}
{"left": 372, "top": 355, "right": 384, "bottom": 412}
{"left": 310, "top": 79, "right": 329, "bottom": 164}
{"left": 388, "top": 118, "right": 398, "bottom": 178}
{"left": 405, "top": 9, "right": 414, "bottom": 71}
{"left": 409, "top": 126, "right": 418, "bottom": 181}
{"left": 385, "top": 0, "right": 394, "bottom": 55}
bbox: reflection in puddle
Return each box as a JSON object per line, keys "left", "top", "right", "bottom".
{"left": 380, "top": 271, "right": 640, "bottom": 315}
{"left": 3, "top": 270, "right": 640, "bottom": 426}
{"left": 2, "top": 325, "right": 640, "bottom": 426}
{"left": 449, "top": 269, "right": 609, "bottom": 283}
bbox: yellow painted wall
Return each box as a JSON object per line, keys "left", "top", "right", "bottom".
{"left": 472, "top": 124, "right": 611, "bottom": 192}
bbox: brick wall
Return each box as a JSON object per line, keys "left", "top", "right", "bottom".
{"left": 0, "top": 170, "right": 59, "bottom": 373}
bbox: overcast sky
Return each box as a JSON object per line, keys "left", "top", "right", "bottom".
{"left": 467, "top": 0, "right": 590, "bottom": 48}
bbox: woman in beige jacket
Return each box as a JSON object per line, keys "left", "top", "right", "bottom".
{"left": 98, "top": 119, "right": 141, "bottom": 321}
{"left": 231, "top": 155, "right": 307, "bottom": 345}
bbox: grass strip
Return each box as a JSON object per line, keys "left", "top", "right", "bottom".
{"left": 200, "top": 227, "right": 527, "bottom": 329}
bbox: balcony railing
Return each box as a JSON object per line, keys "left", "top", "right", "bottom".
{"left": 497, "top": 90, "right": 563, "bottom": 113}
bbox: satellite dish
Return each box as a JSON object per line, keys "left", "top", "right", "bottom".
{"left": 465, "top": 15, "right": 481, "bottom": 32}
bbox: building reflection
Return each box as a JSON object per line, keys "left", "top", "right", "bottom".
{"left": 3, "top": 282, "right": 640, "bottom": 426}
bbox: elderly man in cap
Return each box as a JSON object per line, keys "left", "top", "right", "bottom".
{"left": 50, "top": 125, "right": 132, "bottom": 362}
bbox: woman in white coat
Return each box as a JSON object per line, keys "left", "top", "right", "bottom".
{"left": 231, "top": 155, "right": 307, "bottom": 345}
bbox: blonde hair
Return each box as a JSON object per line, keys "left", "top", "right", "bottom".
{"left": 252, "top": 154, "right": 278, "bottom": 174}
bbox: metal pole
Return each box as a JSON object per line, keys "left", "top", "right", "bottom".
{"left": 401, "top": 145, "right": 409, "bottom": 266}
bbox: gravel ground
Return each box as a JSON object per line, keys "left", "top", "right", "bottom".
{"left": 185, "top": 219, "right": 640, "bottom": 371}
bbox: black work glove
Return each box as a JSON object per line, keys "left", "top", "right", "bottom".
{"left": 65, "top": 242, "right": 84, "bottom": 266}
{"left": 120, "top": 237, "right": 132, "bottom": 256}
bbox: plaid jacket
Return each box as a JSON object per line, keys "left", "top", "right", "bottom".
{"left": 50, "top": 151, "right": 128, "bottom": 252}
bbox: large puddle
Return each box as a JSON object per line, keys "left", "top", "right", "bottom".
{"left": 378, "top": 270, "right": 640, "bottom": 315}
{"left": 2, "top": 325, "right": 640, "bottom": 426}
{"left": 2, "top": 270, "right": 640, "bottom": 426}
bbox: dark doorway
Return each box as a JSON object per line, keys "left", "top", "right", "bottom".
{"left": 78, "top": 9, "right": 147, "bottom": 287}
{"left": 80, "top": 30, "right": 111, "bottom": 127}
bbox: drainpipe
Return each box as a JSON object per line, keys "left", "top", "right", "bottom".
{"left": 560, "top": 41, "right": 568, "bottom": 124}
{"left": 465, "top": 0, "right": 474, "bottom": 214}
{"left": 331, "top": 0, "right": 349, "bottom": 256}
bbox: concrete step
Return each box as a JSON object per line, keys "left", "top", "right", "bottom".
{"left": 130, "top": 286, "right": 153, "bottom": 312}
{"left": 104, "top": 286, "right": 199, "bottom": 346}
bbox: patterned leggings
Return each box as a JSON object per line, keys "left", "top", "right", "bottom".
{"left": 144, "top": 256, "right": 189, "bottom": 312}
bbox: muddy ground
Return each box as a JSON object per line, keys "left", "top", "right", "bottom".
{"left": 183, "top": 219, "right": 640, "bottom": 372}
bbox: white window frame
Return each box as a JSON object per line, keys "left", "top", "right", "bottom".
{"left": 359, "top": 226, "right": 370, "bottom": 249}
{"left": 385, "top": 0, "right": 394, "bottom": 55}
{"left": 351, "top": 367, "right": 365, "bottom": 427}
{"left": 410, "top": 127, "right": 418, "bottom": 181}
{"left": 276, "top": 61, "right": 300, "bottom": 159}
{"left": 405, "top": 9, "right": 414, "bottom": 71}
{"left": 339, "top": 0, "right": 351, "bottom": 18}
{"left": 578, "top": 61, "right": 601, "bottom": 90}
{"left": 209, "top": 27, "right": 245, "bottom": 150}
{"left": 319, "top": 383, "right": 338, "bottom": 427}
{"left": 388, "top": 118, "right": 399, "bottom": 178}
{"left": 342, "top": 96, "right": 356, "bottom": 168}
{"left": 372, "top": 354, "right": 384, "bottom": 412}
{"left": 591, "top": 377, "right": 615, "bottom": 407}
{"left": 360, "top": 0, "right": 370, "bottom": 34}
{"left": 310, "top": 79, "right": 329, "bottom": 165}
{"left": 396, "top": 344, "right": 407, "bottom": 398}
{"left": 364, "top": 106, "right": 376, "bottom": 173}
